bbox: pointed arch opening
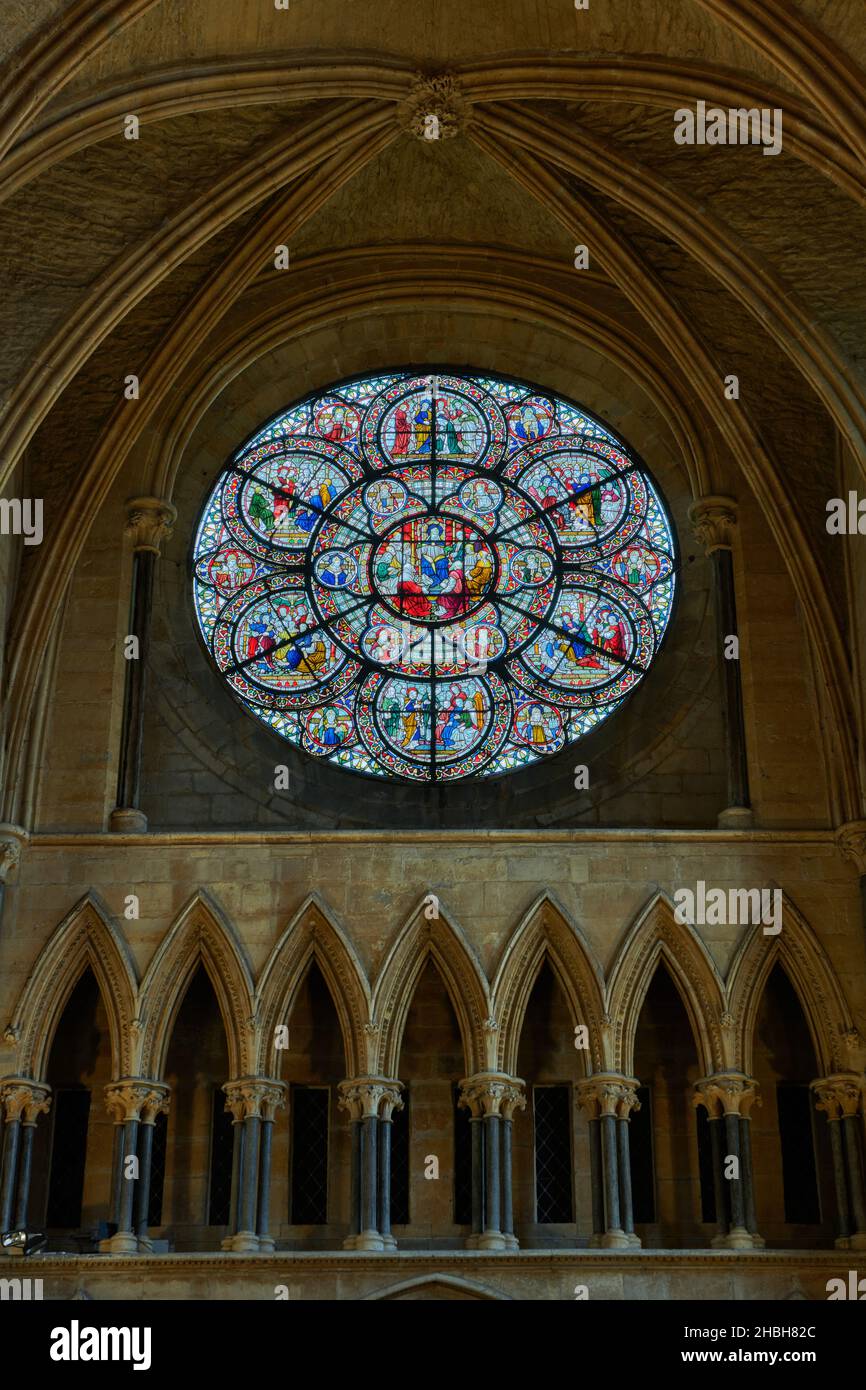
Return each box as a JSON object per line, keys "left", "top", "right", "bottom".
{"left": 29, "top": 967, "right": 114, "bottom": 1248}
{"left": 750, "top": 963, "right": 835, "bottom": 1248}
{"left": 160, "top": 963, "right": 231, "bottom": 1251}
{"left": 632, "top": 961, "right": 707, "bottom": 1249}
{"left": 514, "top": 960, "right": 584, "bottom": 1246}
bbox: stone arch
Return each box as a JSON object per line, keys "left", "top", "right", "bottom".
{"left": 372, "top": 900, "right": 491, "bottom": 1078}
{"left": 255, "top": 893, "right": 371, "bottom": 1078}
{"left": 5, "top": 893, "right": 138, "bottom": 1081}
{"left": 605, "top": 893, "right": 728, "bottom": 1077}
{"left": 137, "top": 891, "right": 255, "bottom": 1079}
{"left": 490, "top": 893, "right": 606, "bottom": 1076}
{"left": 364, "top": 1272, "right": 511, "bottom": 1300}
{"left": 726, "top": 893, "right": 857, "bottom": 1077}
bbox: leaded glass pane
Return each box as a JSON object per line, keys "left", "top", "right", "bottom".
{"left": 533, "top": 1085, "right": 573, "bottom": 1224}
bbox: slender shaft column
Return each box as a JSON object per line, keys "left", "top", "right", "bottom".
{"left": 459, "top": 1074, "right": 524, "bottom": 1252}
{"left": 362, "top": 1116, "right": 378, "bottom": 1239}
{"left": 588, "top": 1117, "right": 604, "bottom": 1244}
{"left": 578, "top": 1077, "right": 634, "bottom": 1249}
{"left": 133, "top": 1087, "right": 170, "bottom": 1250}
{"left": 118, "top": 1117, "right": 140, "bottom": 1241}
{"left": 13, "top": 1122, "right": 36, "bottom": 1229}
{"left": 338, "top": 1078, "right": 402, "bottom": 1252}
{"left": 347, "top": 1119, "right": 361, "bottom": 1247}
{"left": 616, "top": 1118, "right": 634, "bottom": 1238}
{"left": 109, "top": 1120, "right": 124, "bottom": 1230}
{"left": 724, "top": 1111, "right": 746, "bottom": 1232}
{"left": 739, "top": 1117, "right": 756, "bottom": 1239}
{"left": 501, "top": 1118, "right": 515, "bottom": 1246}
{"left": 708, "top": 1116, "right": 729, "bottom": 1237}
{"left": 484, "top": 1114, "right": 501, "bottom": 1238}
{"left": 239, "top": 1114, "right": 261, "bottom": 1238}
{"left": 0, "top": 1116, "right": 20, "bottom": 1238}
{"left": 468, "top": 1114, "right": 484, "bottom": 1247}
{"left": 0, "top": 1118, "right": 21, "bottom": 1233}
{"left": 231, "top": 1119, "right": 246, "bottom": 1235}
{"left": 110, "top": 498, "right": 176, "bottom": 833}
{"left": 600, "top": 1114, "right": 622, "bottom": 1235}
{"left": 843, "top": 1116, "right": 866, "bottom": 1237}
{"left": 222, "top": 1079, "right": 285, "bottom": 1253}
{"left": 256, "top": 1112, "right": 277, "bottom": 1251}
{"left": 814, "top": 1076, "right": 866, "bottom": 1249}
{"left": 377, "top": 1087, "right": 402, "bottom": 1251}
{"left": 695, "top": 1074, "right": 761, "bottom": 1249}
{"left": 133, "top": 1121, "right": 154, "bottom": 1241}
{"left": 0, "top": 1081, "right": 50, "bottom": 1235}
{"left": 689, "top": 497, "right": 753, "bottom": 828}
{"left": 101, "top": 1083, "right": 159, "bottom": 1254}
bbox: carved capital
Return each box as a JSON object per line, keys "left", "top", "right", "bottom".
{"left": 694, "top": 1072, "right": 760, "bottom": 1118}
{"left": 688, "top": 495, "right": 738, "bottom": 554}
{"left": 138, "top": 1084, "right": 171, "bottom": 1125}
{"left": 338, "top": 1076, "right": 403, "bottom": 1121}
{"left": 223, "top": 1077, "right": 286, "bottom": 1122}
{"left": 575, "top": 1074, "right": 640, "bottom": 1120}
{"left": 104, "top": 1079, "right": 165, "bottom": 1123}
{"left": 811, "top": 1072, "right": 864, "bottom": 1120}
{"left": 836, "top": 821, "right": 866, "bottom": 875}
{"left": 0, "top": 824, "right": 28, "bottom": 882}
{"left": 125, "top": 496, "right": 177, "bottom": 554}
{"left": 398, "top": 72, "right": 470, "bottom": 141}
{"left": 458, "top": 1073, "right": 525, "bottom": 1119}
{"left": 0, "top": 1078, "right": 51, "bottom": 1123}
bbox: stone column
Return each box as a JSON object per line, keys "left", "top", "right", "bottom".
{"left": 468, "top": 1110, "right": 485, "bottom": 1249}
{"left": 256, "top": 1083, "right": 286, "bottom": 1253}
{"left": 576, "top": 1076, "right": 637, "bottom": 1249}
{"left": 378, "top": 1087, "right": 403, "bottom": 1251}
{"left": 109, "top": 497, "right": 176, "bottom": 833}
{"left": 694, "top": 1074, "right": 762, "bottom": 1249}
{"left": 133, "top": 1086, "right": 170, "bottom": 1251}
{"left": 0, "top": 1080, "right": 50, "bottom": 1234}
{"left": 615, "top": 1085, "right": 642, "bottom": 1248}
{"left": 338, "top": 1078, "right": 403, "bottom": 1253}
{"left": 102, "top": 1081, "right": 163, "bottom": 1254}
{"left": 689, "top": 496, "right": 753, "bottom": 828}
{"left": 458, "top": 1074, "right": 525, "bottom": 1252}
{"left": 813, "top": 1075, "right": 866, "bottom": 1249}
{"left": 222, "top": 1079, "right": 285, "bottom": 1253}
{"left": 577, "top": 1092, "right": 605, "bottom": 1248}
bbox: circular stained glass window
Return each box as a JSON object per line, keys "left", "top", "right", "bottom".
{"left": 192, "top": 370, "right": 677, "bottom": 782}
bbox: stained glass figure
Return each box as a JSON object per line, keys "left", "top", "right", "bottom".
{"left": 192, "top": 371, "right": 676, "bottom": 781}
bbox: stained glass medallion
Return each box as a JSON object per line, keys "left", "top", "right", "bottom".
{"left": 192, "top": 370, "right": 676, "bottom": 782}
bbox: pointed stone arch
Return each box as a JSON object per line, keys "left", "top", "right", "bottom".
{"left": 255, "top": 893, "right": 371, "bottom": 1078}
{"left": 605, "top": 893, "right": 728, "bottom": 1077}
{"left": 137, "top": 892, "right": 255, "bottom": 1079}
{"left": 364, "top": 1272, "right": 511, "bottom": 1300}
{"left": 5, "top": 893, "right": 138, "bottom": 1081}
{"left": 490, "top": 893, "right": 606, "bottom": 1076}
{"left": 726, "top": 893, "right": 857, "bottom": 1076}
{"left": 371, "top": 901, "right": 491, "bottom": 1078}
